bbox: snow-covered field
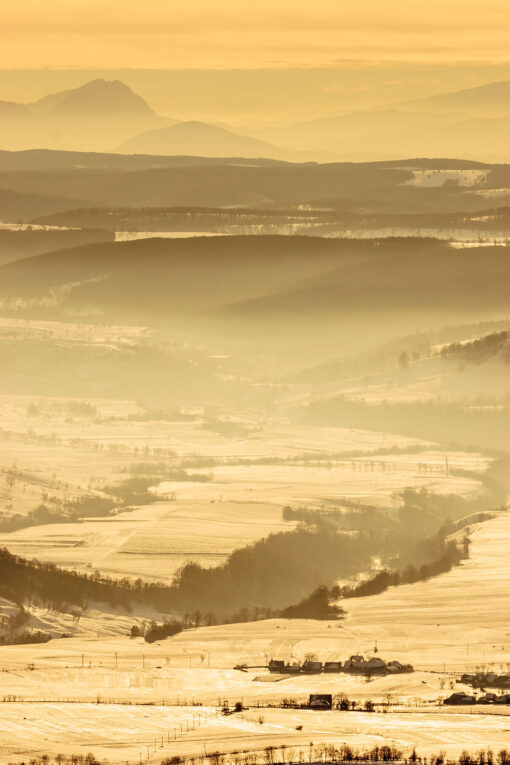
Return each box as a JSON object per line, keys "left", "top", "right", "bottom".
{"left": 115, "top": 231, "right": 226, "bottom": 241}
{"left": 1, "top": 512, "right": 510, "bottom": 762}
{"left": 2, "top": 702, "right": 510, "bottom": 764}
{"left": 0, "top": 500, "right": 293, "bottom": 582}
{"left": 403, "top": 169, "right": 489, "bottom": 188}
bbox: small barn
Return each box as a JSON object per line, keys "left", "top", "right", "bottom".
{"left": 444, "top": 692, "right": 476, "bottom": 705}
{"left": 309, "top": 694, "right": 333, "bottom": 710}
{"left": 324, "top": 661, "right": 342, "bottom": 673}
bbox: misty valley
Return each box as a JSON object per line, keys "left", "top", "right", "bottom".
{"left": 1, "top": 70, "right": 510, "bottom": 765}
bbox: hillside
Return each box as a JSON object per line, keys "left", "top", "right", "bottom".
{"left": 2, "top": 236, "right": 510, "bottom": 352}
{"left": 0, "top": 235, "right": 347, "bottom": 317}
{"left": 214, "top": 237, "right": 510, "bottom": 321}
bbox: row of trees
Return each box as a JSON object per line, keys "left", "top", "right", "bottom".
{"left": 7, "top": 746, "right": 510, "bottom": 765}
{"left": 161, "top": 746, "right": 510, "bottom": 765}
{"left": 337, "top": 539, "right": 467, "bottom": 600}
{"left": 0, "top": 523, "right": 374, "bottom": 623}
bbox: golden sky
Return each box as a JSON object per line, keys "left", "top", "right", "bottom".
{"left": 2, "top": 0, "right": 510, "bottom": 69}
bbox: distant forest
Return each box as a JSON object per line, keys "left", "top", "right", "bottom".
{"left": 33, "top": 203, "right": 510, "bottom": 236}
{"left": 303, "top": 396, "right": 510, "bottom": 453}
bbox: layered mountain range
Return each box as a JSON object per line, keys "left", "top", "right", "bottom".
{"left": 3, "top": 77, "right": 510, "bottom": 161}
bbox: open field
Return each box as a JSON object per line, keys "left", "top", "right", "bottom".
{"left": 0, "top": 501, "right": 293, "bottom": 582}
{"left": 2, "top": 702, "right": 510, "bottom": 764}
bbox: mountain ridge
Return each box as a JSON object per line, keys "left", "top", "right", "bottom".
{"left": 397, "top": 80, "right": 510, "bottom": 117}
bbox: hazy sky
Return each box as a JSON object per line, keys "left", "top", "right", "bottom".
{"left": 2, "top": 0, "right": 510, "bottom": 69}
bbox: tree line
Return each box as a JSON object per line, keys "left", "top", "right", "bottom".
{"left": 9, "top": 744, "right": 510, "bottom": 765}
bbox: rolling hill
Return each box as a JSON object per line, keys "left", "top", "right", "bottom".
{"left": 0, "top": 160, "right": 498, "bottom": 217}
{"left": 119, "top": 120, "right": 290, "bottom": 159}
{"left": 0, "top": 235, "right": 346, "bottom": 317}
{"left": 1, "top": 236, "right": 510, "bottom": 347}
{"left": 0, "top": 149, "right": 287, "bottom": 173}
{"left": 216, "top": 237, "right": 510, "bottom": 320}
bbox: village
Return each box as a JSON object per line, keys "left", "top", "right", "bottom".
{"left": 264, "top": 654, "right": 414, "bottom": 677}
{"left": 443, "top": 671, "right": 510, "bottom": 705}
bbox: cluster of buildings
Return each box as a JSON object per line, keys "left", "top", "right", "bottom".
{"left": 445, "top": 691, "right": 510, "bottom": 705}
{"left": 444, "top": 672, "right": 510, "bottom": 705}
{"left": 268, "top": 655, "right": 413, "bottom": 676}
{"left": 460, "top": 671, "right": 510, "bottom": 689}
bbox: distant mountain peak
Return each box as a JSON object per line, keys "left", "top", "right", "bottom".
{"left": 30, "top": 78, "right": 155, "bottom": 116}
